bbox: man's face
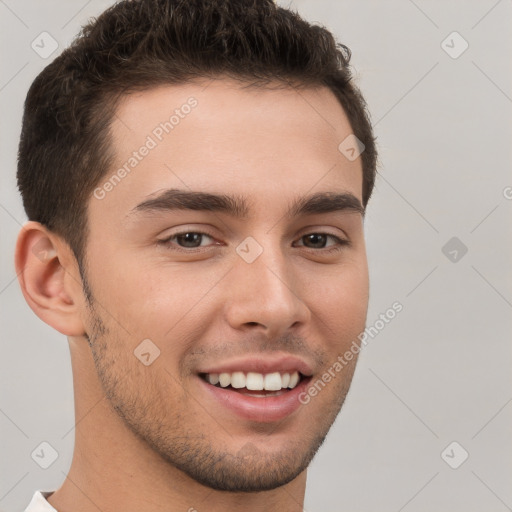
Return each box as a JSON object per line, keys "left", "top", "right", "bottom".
{"left": 82, "top": 79, "right": 369, "bottom": 491}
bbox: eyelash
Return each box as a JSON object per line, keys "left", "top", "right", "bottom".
{"left": 158, "top": 230, "right": 350, "bottom": 254}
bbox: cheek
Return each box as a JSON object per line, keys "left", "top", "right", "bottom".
{"left": 84, "top": 251, "right": 164, "bottom": 342}
{"left": 89, "top": 254, "right": 221, "bottom": 344}
{"left": 306, "top": 262, "right": 369, "bottom": 341}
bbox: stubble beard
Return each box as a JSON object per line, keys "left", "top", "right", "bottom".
{"left": 82, "top": 282, "right": 356, "bottom": 492}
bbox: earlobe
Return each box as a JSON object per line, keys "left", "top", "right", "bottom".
{"left": 15, "top": 221, "right": 86, "bottom": 336}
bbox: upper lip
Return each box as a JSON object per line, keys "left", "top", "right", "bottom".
{"left": 197, "top": 354, "right": 314, "bottom": 377}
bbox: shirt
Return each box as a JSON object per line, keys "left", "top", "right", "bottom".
{"left": 24, "top": 490, "right": 57, "bottom": 512}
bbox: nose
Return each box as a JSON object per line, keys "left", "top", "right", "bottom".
{"left": 223, "top": 241, "right": 311, "bottom": 339}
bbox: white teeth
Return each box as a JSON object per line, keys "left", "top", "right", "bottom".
{"left": 204, "top": 370, "right": 303, "bottom": 391}
{"left": 288, "top": 371, "right": 299, "bottom": 388}
{"left": 231, "top": 371, "right": 246, "bottom": 389}
{"left": 219, "top": 373, "right": 231, "bottom": 388}
{"left": 207, "top": 373, "right": 219, "bottom": 385}
{"left": 264, "top": 372, "right": 282, "bottom": 391}
{"left": 246, "top": 372, "right": 264, "bottom": 390}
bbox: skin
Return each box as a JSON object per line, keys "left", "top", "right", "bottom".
{"left": 15, "top": 78, "right": 369, "bottom": 512}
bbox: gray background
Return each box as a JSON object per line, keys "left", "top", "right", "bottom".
{"left": 1, "top": 1, "right": 511, "bottom": 511}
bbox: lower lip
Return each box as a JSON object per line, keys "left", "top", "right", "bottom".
{"left": 197, "top": 376, "right": 312, "bottom": 423}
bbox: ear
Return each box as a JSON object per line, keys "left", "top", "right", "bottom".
{"left": 15, "top": 221, "right": 86, "bottom": 336}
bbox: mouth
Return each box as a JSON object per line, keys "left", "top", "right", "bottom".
{"left": 196, "top": 361, "right": 313, "bottom": 423}
{"left": 199, "top": 370, "right": 306, "bottom": 397}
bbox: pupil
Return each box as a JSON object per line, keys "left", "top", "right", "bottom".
{"left": 306, "top": 234, "right": 325, "bottom": 248}
{"left": 178, "top": 233, "right": 201, "bottom": 247}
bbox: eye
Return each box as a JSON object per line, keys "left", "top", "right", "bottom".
{"left": 158, "top": 231, "right": 217, "bottom": 251}
{"left": 158, "top": 230, "right": 350, "bottom": 254}
{"left": 295, "top": 233, "right": 350, "bottom": 253}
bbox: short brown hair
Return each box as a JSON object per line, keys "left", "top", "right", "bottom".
{"left": 17, "top": 0, "right": 377, "bottom": 268}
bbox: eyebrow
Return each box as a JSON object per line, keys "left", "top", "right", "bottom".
{"left": 129, "top": 188, "right": 365, "bottom": 219}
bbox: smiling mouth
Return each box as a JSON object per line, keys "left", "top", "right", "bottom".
{"left": 199, "top": 371, "right": 306, "bottom": 397}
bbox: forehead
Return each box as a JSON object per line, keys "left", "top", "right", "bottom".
{"left": 113, "top": 78, "right": 352, "bottom": 136}
{"left": 95, "top": 79, "right": 363, "bottom": 219}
